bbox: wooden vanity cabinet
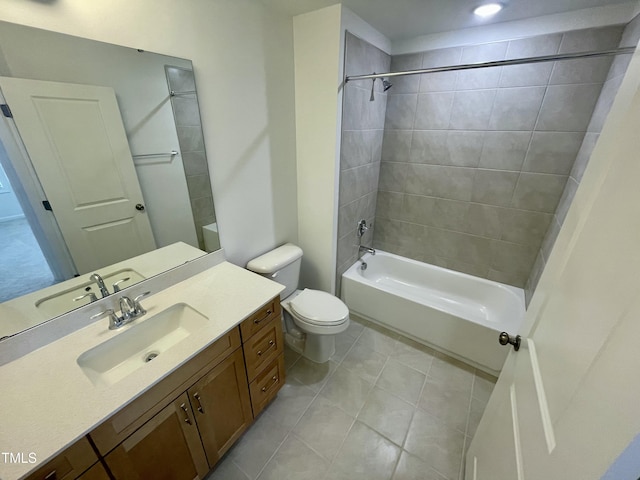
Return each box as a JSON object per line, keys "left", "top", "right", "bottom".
{"left": 187, "top": 348, "right": 253, "bottom": 466}
{"left": 23, "top": 437, "right": 99, "bottom": 480}
{"left": 104, "top": 393, "right": 208, "bottom": 480}
{"left": 82, "top": 295, "right": 283, "bottom": 480}
{"left": 76, "top": 463, "right": 110, "bottom": 480}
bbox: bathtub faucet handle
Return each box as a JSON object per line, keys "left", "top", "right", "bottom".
{"left": 357, "top": 219, "right": 369, "bottom": 237}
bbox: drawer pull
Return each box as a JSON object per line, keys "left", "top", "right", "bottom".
{"left": 257, "top": 340, "right": 275, "bottom": 357}
{"left": 44, "top": 471, "right": 57, "bottom": 480}
{"left": 193, "top": 392, "right": 205, "bottom": 414}
{"left": 254, "top": 310, "right": 272, "bottom": 324}
{"left": 180, "top": 403, "right": 192, "bottom": 425}
{"left": 261, "top": 375, "right": 279, "bottom": 392}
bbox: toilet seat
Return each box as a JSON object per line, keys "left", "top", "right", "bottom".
{"left": 289, "top": 289, "right": 349, "bottom": 327}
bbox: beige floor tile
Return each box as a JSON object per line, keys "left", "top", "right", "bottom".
{"left": 288, "top": 357, "right": 338, "bottom": 392}
{"left": 284, "top": 345, "right": 301, "bottom": 370}
{"left": 392, "top": 451, "right": 447, "bottom": 480}
{"left": 293, "top": 395, "right": 354, "bottom": 461}
{"left": 357, "top": 326, "right": 399, "bottom": 356}
{"left": 391, "top": 337, "right": 436, "bottom": 374}
{"left": 466, "top": 397, "right": 486, "bottom": 438}
{"left": 205, "top": 455, "right": 250, "bottom": 480}
{"left": 358, "top": 387, "right": 415, "bottom": 446}
{"left": 345, "top": 316, "right": 368, "bottom": 339}
{"left": 377, "top": 358, "right": 426, "bottom": 405}
{"left": 228, "top": 412, "right": 289, "bottom": 479}
{"left": 341, "top": 341, "right": 388, "bottom": 383}
{"left": 418, "top": 375, "right": 472, "bottom": 433}
{"left": 257, "top": 435, "right": 329, "bottom": 480}
{"left": 429, "top": 353, "right": 475, "bottom": 390}
{"left": 328, "top": 421, "right": 401, "bottom": 480}
{"left": 262, "top": 378, "right": 317, "bottom": 431}
{"left": 404, "top": 410, "right": 465, "bottom": 480}
{"left": 331, "top": 332, "right": 357, "bottom": 363}
{"left": 472, "top": 370, "right": 497, "bottom": 405}
{"left": 320, "top": 366, "right": 373, "bottom": 416}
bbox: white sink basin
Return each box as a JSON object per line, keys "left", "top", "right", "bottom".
{"left": 77, "top": 303, "right": 208, "bottom": 386}
{"left": 36, "top": 269, "right": 145, "bottom": 317}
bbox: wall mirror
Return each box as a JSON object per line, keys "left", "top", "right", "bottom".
{"left": 0, "top": 21, "right": 219, "bottom": 339}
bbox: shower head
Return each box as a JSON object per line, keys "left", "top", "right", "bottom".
{"left": 382, "top": 79, "right": 393, "bottom": 92}
{"left": 369, "top": 77, "right": 393, "bottom": 101}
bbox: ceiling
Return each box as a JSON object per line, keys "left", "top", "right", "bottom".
{"left": 259, "top": 0, "right": 634, "bottom": 41}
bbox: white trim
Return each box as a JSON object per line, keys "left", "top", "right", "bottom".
{"left": 392, "top": 2, "right": 637, "bottom": 54}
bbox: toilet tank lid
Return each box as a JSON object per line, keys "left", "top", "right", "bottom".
{"left": 246, "top": 243, "right": 303, "bottom": 274}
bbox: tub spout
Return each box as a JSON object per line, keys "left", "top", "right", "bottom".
{"left": 359, "top": 245, "right": 376, "bottom": 255}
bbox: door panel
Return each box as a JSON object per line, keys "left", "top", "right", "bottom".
{"left": 105, "top": 393, "right": 209, "bottom": 480}
{"left": 468, "top": 51, "right": 640, "bottom": 479}
{"left": 188, "top": 348, "right": 253, "bottom": 467}
{"left": 0, "top": 77, "right": 156, "bottom": 273}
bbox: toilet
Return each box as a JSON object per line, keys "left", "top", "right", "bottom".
{"left": 246, "top": 243, "right": 350, "bottom": 363}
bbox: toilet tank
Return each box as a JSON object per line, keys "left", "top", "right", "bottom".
{"left": 246, "top": 243, "right": 303, "bottom": 299}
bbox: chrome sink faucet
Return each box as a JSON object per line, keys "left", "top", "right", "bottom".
{"left": 91, "top": 291, "right": 151, "bottom": 330}
{"left": 90, "top": 273, "right": 110, "bottom": 298}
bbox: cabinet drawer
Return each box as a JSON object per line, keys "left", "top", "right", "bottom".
{"left": 24, "top": 437, "right": 97, "bottom": 480}
{"left": 239, "top": 297, "right": 281, "bottom": 341}
{"left": 244, "top": 317, "right": 283, "bottom": 381}
{"left": 90, "top": 328, "right": 240, "bottom": 455}
{"left": 77, "top": 463, "right": 110, "bottom": 480}
{"left": 249, "top": 355, "right": 285, "bottom": 416}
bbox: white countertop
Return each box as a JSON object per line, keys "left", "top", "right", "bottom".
{"left": 0, "top": 261, "right": 284, "bottom": 480}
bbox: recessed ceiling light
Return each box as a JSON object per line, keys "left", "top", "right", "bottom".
{"left": 473, "top": 3, "right": 503, "bottom": 17}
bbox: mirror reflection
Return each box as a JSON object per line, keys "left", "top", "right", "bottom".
{"left": 0, "top": 21, "right": 219, "bottom": 337}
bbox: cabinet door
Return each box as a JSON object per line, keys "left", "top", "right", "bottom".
{"left": 188, "top": 348, "right": 253, "bottom": 467}
{"left": 105, "top": 393, "right": 209, "bottom": 480}
{"left": 24, "top": 437, "right": 97, "bottom": 480}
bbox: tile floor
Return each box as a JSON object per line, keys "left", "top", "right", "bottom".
{"left": 206, "top": 316, "right": 496, "bottom": 480}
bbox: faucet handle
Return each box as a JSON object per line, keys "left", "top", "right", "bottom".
{"left": 73, "top": 292, "right": 98, "bottom": 303}
{"left": 91, "top": 309, "right": 123, "bottom": 330}
{"left": 112, "top": 277, "right": 131, "bottom": 293}
{"left": 132, "top": 291, "right": 151, "bottom": 315}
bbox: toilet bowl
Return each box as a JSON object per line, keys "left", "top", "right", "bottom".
{"left": 246, "top": 244, "right": 350, "bottom": 363}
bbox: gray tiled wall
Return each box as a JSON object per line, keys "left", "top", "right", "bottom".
{"left": 524, "top": 15, "right": 640, "bottom": 303}
{"left": 374, "top": 25, "right": 624, "bottom": 288}
{"left": 166, "top": 66, "right": 216, "bottom": 250}
{"left": 336, "top": 33, "right": 390, "bottom": 291}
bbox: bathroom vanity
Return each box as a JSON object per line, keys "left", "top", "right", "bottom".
{"left": 0, "top": 259, "right": 285, "bottom": 480}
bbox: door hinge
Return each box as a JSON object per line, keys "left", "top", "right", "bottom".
{"left": 0, "top": 104, "right": 12, "bottom": 118}
{"left": 42, "top": 200, "right": 52, "bottom": 211}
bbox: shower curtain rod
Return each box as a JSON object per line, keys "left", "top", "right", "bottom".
{"left": 345, "top": 46, "right": 636, "bottom": 83}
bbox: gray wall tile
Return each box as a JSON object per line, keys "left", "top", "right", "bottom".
{"left": 570, "top": 133, "right": 599, "bottom": 182}
{"left": 541, "top": 217, "right": 561, "bottom": 262}
{"left": 182, "top": 151, "right": 209, "bottom": 176}
{"left": 549, "top": 57, "right": 613, "bottom": 85}
{"left": 511, "top": 173, "right": 567, "bottom": 213}
{"left": 537, "top": 84, "right": 603, "bottom": 131}
{"left": 341, "top": 131, "right": 372, "bottom": 170}
{"left": 382, "top": 130, "right": 412, "bottom": 162}
{"left": 176, "top": 126, "right": 205, "bottom": 152}
{"left": 391, "top": 54, "right": 422, "bottom": 93}
{"left": 414, "top": 93, "right": 454, "bottom": 129}
{"left": 555, "top": 177, "right": 579, "bottom": 225}
{"left": 449, "top": 90, "right": 496, "bottom": 130}
{"left": 488, "top": 87, "right": 545, "bottom": 130}
{"left": 522, "top": 132, "right": 585, "bottom": 175}
{"left": 419, "top": 47, "right": 461, "bottom": 93}
{"left": 471, "top": 170, "right": 519, "bottom": 206}
{"left": 172, "top": 96, "right": 202, "bottom": 126}
{"left": 385, "top": 94, "right": 418, "bottom": 129}
{"left": 558, "top": 25, "right": 623, "bottom": 53}
{"left": 479, "top": 131, "right": 531, "bottom": 170}
{"left": 588, "top": 75, "right": 624, "bottom": 133}
{"left": 340, "top": 26, "right": 622, "bottom": 291}
{"left": 410, "top": 130, "right": 447, "bottom": 164}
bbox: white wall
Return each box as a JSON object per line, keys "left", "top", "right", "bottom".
{"left": 293, "top": 5, "right": 343, "bottom": 292}
{"left": 0, "top": 0, "right": 298, "bottom": 267}
{"left": 293, "top": 5, "right": 390, "bottom": 293}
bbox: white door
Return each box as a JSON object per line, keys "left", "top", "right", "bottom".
{"left": 467, "top": 57, "right": 640, "bottom": 479}
{"left": 0, "top": 77, "right": 156, "bottom": 274}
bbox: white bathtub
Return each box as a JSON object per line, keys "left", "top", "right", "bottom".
{"left": 341, "top": 251, "right": 525, "bottom": 375}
